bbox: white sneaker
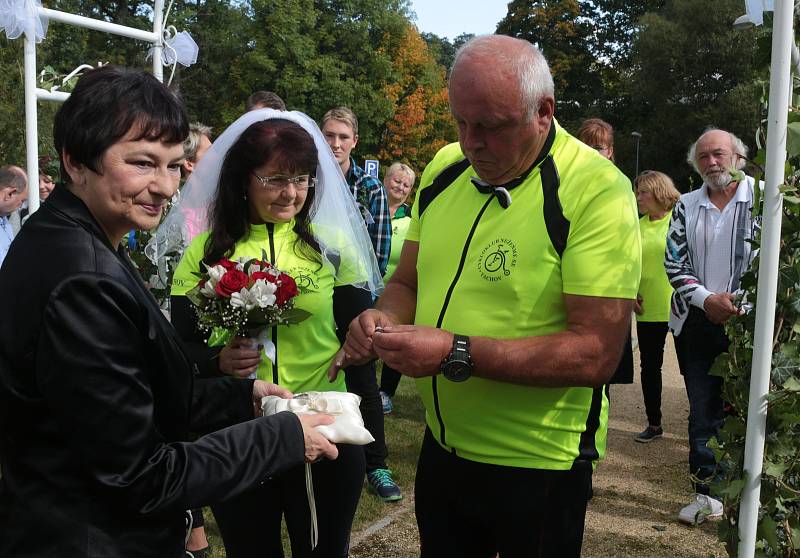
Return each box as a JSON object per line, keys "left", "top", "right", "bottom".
{"left": 678, "top": 493, "right": 723, "bottom": 525}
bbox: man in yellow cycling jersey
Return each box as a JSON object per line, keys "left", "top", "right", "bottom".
{"left": 338, "top": 35, "right": 641, "bottom": 557}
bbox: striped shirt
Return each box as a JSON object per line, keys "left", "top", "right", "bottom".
{"left": 664, "top": 176, "right": 758, "bottom": 336}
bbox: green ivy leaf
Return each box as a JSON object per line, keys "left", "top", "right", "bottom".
{"left": 772, "top": 353, "right": 800, "bottom": 386}
{"left": 764, "top": 460, "right": 789, "bottom": 478}
{"left": 781, "top": 376, "right": 800, "bottom": 392}
{"left": 757, "top": 515, "right": 780, "bottom": 554}
{"left": 787, "top": 122, "right": 800, "bottom": 158}
{"left": 716, "top": 477, "right": 746, "bottom": 499}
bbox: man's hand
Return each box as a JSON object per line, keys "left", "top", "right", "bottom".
{"left": 298, "top": 414, "right": 339, "bottom": 462}
{"left": 327, "top": 309, "right": 396, "bottom": 381}
{"left": 703, "top": 292, "right": 740, "bottom": 324}
{"left": 634, "top": 293, "right": 643, "bottom": 315}
{"left": 372, "top": 325, "right": 453, "bottom": 378}
{"left": 220, "top": 337, "right": 262, "bottom": 378}
{"left": 252, "top": 380, "right": 292, "bottom": 417}
{"left": 345, "top": 309, "right": 396, "bottom": 361}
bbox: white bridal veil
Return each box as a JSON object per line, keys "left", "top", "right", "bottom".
{"left": 147, "top": 109, "right": 383, "bottom": 295}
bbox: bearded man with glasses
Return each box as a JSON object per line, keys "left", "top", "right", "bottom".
{"left": 667, "top": 128, "right": 758, "bottom": 526}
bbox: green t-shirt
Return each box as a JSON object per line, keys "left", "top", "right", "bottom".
{"left": 171, "top": 221, "right": 345, "bottom": 393}
{"left": 406, "top": 122, "right": 641, "bottom": 470}
{"left": 384, "top": 205, "right": 411, "bottom": 281}
{"left": 636, "top": 212, "right": 673, "bottom": 322}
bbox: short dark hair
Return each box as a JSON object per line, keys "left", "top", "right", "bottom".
{"left": 205, "top": 119, "right": 319, "bottom": 264}
{"left": 246, "top": 91, "right": 287, "bottom": 112}
{"left": 54, "top": 65, "right": 189, "bottom": 184}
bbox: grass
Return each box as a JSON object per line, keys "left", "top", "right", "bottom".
{"left": 202, "top": 369, "right": 426, "bottom": 557}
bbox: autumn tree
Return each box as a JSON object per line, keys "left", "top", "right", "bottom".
{"left": 377, "top": 23, "right": 455, "bottom": 174}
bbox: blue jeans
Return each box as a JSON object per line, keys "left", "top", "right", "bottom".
{"left": 674, "top": 308, "right": 728, "bottom": 495}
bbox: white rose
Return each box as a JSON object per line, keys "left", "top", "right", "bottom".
{"left": 230, "top": 287, "right": 257, "bottom": 311}
{"left": 200, "top": 280, "right": 217, "bottom": 298}
{"left": 251, "top": 279, "right": 277, "bottom": 308}
{"left": 207, "top": 264, "right": 227, "bottom": 285}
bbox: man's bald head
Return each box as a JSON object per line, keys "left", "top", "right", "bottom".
{"left": 0, "top": 166, "right": 27, "bottom": 192}
{"left": 450, "top": 35, "right": 554, "bottom": 121}
{"left": 0, "top": 165, "right": 28, "bottom": 216}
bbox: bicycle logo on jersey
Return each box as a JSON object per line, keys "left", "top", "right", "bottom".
{"left": 292, "top": 269, "right": 319, "bottom": 293}
{"left": 477, "top": 238, "right": 518, "bottom": 282}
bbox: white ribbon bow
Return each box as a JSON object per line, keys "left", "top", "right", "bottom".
{"left": 0, "top": 0, "right": 48, "bottom": 42}
{"left": 745, "top": 0, "right": 774, "bottom": 26}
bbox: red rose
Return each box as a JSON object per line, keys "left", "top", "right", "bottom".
{"left": 249, "top": 271, "right": 275, "bottom": 286}
{"left": 275, "top": 274, "right": 299, "bottom": 305}
{"left": 217, "top": 259, "right": 237, "bottom": 270}
{"left": 215, "top": 268, "right": 249, "bottom": 297}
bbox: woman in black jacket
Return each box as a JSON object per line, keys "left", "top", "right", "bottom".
{"left": 0, "top": 65, "right": 337, "bottom": 558}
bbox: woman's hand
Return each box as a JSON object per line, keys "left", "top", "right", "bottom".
{"left": 252, "top": 380, "right": 293, "bottom": 416}
{"left": 634, "top": 293, "right": 643, "bottom": 315}
{"left": 298, "top": 414, "right": 339, "bottom": 462}
{"left": 219, "top": 336, "right": 262, "bottom": 378}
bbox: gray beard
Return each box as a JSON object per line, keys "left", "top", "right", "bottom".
{"left": 704, "top": 170, "right": 732, "bottom": 190}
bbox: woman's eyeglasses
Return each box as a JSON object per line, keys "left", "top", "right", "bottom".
{"left": 251, "top": 172, "right": 317, "bottom": 190}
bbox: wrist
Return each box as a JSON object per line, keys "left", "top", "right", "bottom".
{"left": 440, "top": 333, "right": 473, "bottom": 382}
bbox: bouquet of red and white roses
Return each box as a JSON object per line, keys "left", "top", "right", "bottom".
{"left": 186, "top": 252, "right": 310, "bottom": 359}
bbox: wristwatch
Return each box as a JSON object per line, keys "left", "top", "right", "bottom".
{"left": 440, "top": 334, "right": 473, "bottom": 382}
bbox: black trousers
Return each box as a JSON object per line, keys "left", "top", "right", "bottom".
{"left": 635, "top": 321, "right": 670, "bottom": 426}
{"left": 674, "top": 308, "right": 728, "bottom": 494}
{"left": 345, "top": 362, "right": 388, "bottom": 471}
{"left": 211, "top": 444, "right": 365, "bottom": 558}
{"left": 379, "top": 363, "right": 402, "bottom": 397}
{"left": 609, "top": 327, "right": 634, "bottom": 384}
{"left": 415, "top": 429, "right": 592, "bottom": 558}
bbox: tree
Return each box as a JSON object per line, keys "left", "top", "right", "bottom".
{"left": 378, "top": 24, "right": 454, "bottom": 173}
{"left": 625, "top": 0, "right": 761, "bottom": 188}
{"left": 0, "top": 0, "right": 459, "bottom": 181}
{"left": 421, "top": 31, "right": 474, "bottom": 71}
{"left": 497, "top": 0, "right": 600, "bottom": 126}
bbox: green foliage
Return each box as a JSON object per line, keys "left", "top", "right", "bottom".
{"left": 624, "top": 0, "right": 762, "bottom": 187}
{"left": 712, "top": 33, "right": 800, "bottom": 555}
{"left": 0, "top": 0, "right": 455, "bottom": 177}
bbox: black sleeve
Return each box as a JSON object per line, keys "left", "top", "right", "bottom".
{"left": 332, "top": 284, "right": 374, "bottom": 345}
{"left": 171, "top": 294, "right": 223, "bottom": 377}
{"left": 39, "top": 274, "right": 305, "bottom": 514}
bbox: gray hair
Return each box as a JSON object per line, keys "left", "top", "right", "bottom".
{"left": 0, "top": 165, "right": 27, "bottom": 192}
{"left": 451, "top": 35, "right": 554, "bottom": 121}
{"left": 687, "top": 127, "right": 748, "bottom": 173}
{"left": 183, "top": 122, "right": 213, "bottom": 161}
{"left": 385, "top": 162, "right": 415, "bottom": 185}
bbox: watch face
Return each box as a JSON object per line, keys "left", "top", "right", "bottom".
{"left": 444, "top": 360, "right": 471, "bottom": 382}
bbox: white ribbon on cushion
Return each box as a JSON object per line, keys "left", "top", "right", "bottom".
{"left": 261, "top": 391, "right": 374, "bottom": 549}
{"left": 0, "top": 0, "right": 48, "bottom": 42}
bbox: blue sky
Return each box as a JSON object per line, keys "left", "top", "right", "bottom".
{"left": 408, "top": 0, "right": 509, "bottom": 40}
